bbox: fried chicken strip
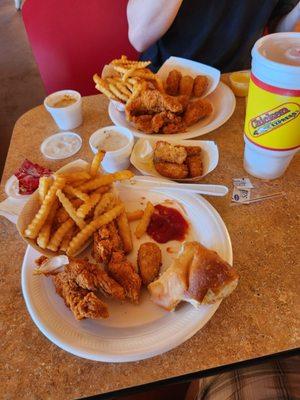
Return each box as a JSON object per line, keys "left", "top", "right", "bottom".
{"left": 137, "top": 242, "right": 162, "bottom": 285}
{"left": 65, "top": 259, "right": 125, "bottom": 300}
{"left": 183, "top": 98, "right": 213, "bottom": 126}
{"left": 186, "top": 154, "right": 203, "bottom": 178}
{"left": 93, "top": 221, "right": 123, "bottom": 264}
{"left": 53, "top": 272, "right": 109, "bottom": 320}
{"left": 108, "top": 251, "right": 142, "bottom": 304}
{"left": 154, "top": 161, "right": 189, "bottom": 179}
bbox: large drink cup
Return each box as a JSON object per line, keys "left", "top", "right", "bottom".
{"left": 244, "top": 33, "right": 300, "bottom": 179}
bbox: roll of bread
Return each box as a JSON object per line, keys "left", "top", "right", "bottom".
{"left": 148, "top": 241, "right": 239, "bottom": 311}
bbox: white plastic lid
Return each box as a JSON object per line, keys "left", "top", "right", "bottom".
{"left": 41, "top": 132, "right": 82, "bottom": 160}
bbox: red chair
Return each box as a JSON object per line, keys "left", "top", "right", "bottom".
{"left": 22, "top": 0, "right": 138, "bottom": 95}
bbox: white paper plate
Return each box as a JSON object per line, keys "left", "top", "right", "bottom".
{"left": 21, "top": 188, "right": 232, "bottom": 362}
{"left": 109, "top": 82, "right": 235, "bottom": 140}
{"left": 130, "top": 138, "right": 219, "bottom": 182}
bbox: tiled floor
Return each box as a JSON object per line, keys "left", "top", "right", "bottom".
{"left": 0, "top": 0, "right": 45, "bottom": 178}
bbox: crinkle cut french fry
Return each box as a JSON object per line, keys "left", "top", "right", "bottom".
{"left": 90, "top": 150, "right": 105, "bottom": 178}
{"left": 36, "top": 199, "right": 59, "bottom": 249}
{"left": 135, "top": 202, "right": 155, "bottom": 239}
{"left": 66, "top": 204, "right": 124, "bottom": 256}
{"left": 76, "top": 193, "right": 101, "bottom": 218}
{"left": 117, "top": 211, "right": 133, "bottom": 254}
{"left": 60, "top": 225, "right": 76, "bottom": 252}
{"left": 61, "top": 171, "right": 91, "bottom": 183}
{"left": 24, "top": 175, "right": 66, "bottom": 239}
{"left": 94, "top": 192, "right": 116, "bottom": 217}
{"left": 126, "top": 210, "right": 144, "bottom": 222}
{"left": 78, "top": 170, "right": 134, "bottom": 192}
{"left": 93, "top": 185, "right": 111, "bottom": 195}
{"left": 56, "top": 190, "right": 86, "bottom": 230}
{"left": 47, "top": 219, "right": 75, "bottom": 252}
{"left": 63, "top": 185, "right": 90, "bottom": 202}
{"left": 38, "top": 176, "right": 53, "bottom": 204}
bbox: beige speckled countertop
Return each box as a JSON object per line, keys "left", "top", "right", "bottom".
{"left": 1, "top": 78, "right": 299, "bottom": 399}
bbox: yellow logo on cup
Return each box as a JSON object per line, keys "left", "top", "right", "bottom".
{"left": 245, "top": 77, "right": 300, "bottom": 150}
{"left": 249, "top": 103, "right": 300, "bottom": 137}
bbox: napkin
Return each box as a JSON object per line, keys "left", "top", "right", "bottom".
{"left": 0, "top": 196, "right": 27, "bottom": 224}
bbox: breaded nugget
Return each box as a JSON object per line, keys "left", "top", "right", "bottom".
{"left": 154, "top": 161, "right": 188, "bottom": 179}
{"left": 162, "top": 122, "right": 186, "bottom": 134}
{"left": 186, "top": 154, "right": 203, "bottom": 178}
{"left": 154, "top": 141, "right": 187, "bottom": 164}
{"left": 185, "top": 146, "right": 201, "bottom": 156}
{"left": 165, "top": 69, "right": 182, "bottom": 95}
{"left": 179, "top": 75, "right": 194, "bottom": 97}
{"left": 183, "top": 99, "right": 213, "bottom": 126}
{"left": 176, "top": 94, "right": 189, "bottom": 110}
{"left": 137, "top": 242, "right": 162, "bottom": 285}
{"left": 193, "top": 75, "right": 209, "bottom": 97}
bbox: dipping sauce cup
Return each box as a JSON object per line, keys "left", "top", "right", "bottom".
{"left": 44, "top": 90, "right": 83, "bottom": 130}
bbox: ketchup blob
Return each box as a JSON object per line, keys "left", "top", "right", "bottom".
{"left": 147, "top": 204, "right": 189, "bottom": 244}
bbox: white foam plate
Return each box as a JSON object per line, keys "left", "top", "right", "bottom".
{"left": 22, "top": 186, "right": 232, "bottom": 362}
{"left": 40, "top": 132, "right": 82, "bottom": 160}
{"left": 109, "top": 82, "right": 235, "bottom": 140}
{"left": 130, "top": 138, "right": 219, "bottom": 182}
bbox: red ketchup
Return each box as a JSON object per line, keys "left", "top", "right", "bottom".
{"left": 147, "top": 204, "right": 188, "bottom": 244}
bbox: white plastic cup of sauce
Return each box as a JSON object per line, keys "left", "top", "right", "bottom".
{"left": 44, "top": 90, "right": 83, "bottom": 130}
{"left": 89, "top": 126, "right": 134, "bottom": 172}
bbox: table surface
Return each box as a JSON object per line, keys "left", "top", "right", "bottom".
{"left": 1, "top": 77, "right": 299, "bottom": 400}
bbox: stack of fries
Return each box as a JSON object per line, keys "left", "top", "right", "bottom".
{"left": 23, "top": 151, "right": 136, "bottom": 257}
{"left": 93, "top": 55, "right": 164, "bottom": 104}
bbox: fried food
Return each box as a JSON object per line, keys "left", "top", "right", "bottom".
{"left": 61, "top": 171, "right": 91, "bottom": 183}
{"left": 56, "top": 189, "right": 86, "bottom": 229}
{"left": 53, "top": 272, "right": 109, "bottom": 319}
{"left": 93, "top": 74, "right": 118, "bottom": 101}
{"left": 65, "top": 259, "right": 125, "bottom": 300}
{"left": 154, "top": 161, "right": 189, "bottom": 179}
{"left": 137, "top": 242, "right": 162, "bottom": 285}
{"left": 162, "top": 121, "right": 186, "bottom": 134}
{"left": 117, "top": 211, "right": 133, "bottom": 254}
{"left": 135, "top": 201, "right": 155, "bottom": 239}
{"left": 67, "top": 204, "right": 124, "bottom": 256}
{"left": 179, "top": 75, "right": 194, "bottom": 97}
{"left": 36, "top": 199, "right": 59, "bottom": 249}
{"left": 165, "top": 69, "right": 182, "bottom": 95}
{"left": 193, "top": 75, "right": 209, "bottom": 97}
{"left": 78, "top": 170, "right": 134, "bottom": 192}
{"left": 93, "top": 221, "right": 123, "bottom": 264}
{"left": 24, "top": 175, "right": 66, "bottom": 239}
{"left": 47, "top": 218, "right": 75, "bottom": 252}
{"left": 94, "top": 192, "right": 116, "bottom": 218}
{"left": 63, "top": 185, "right": 90, "bottom": 202}
{"left": 154, "top": 141, "right": 187, "bottom": 164}
{"left": 186, "top": 154, "right": 203, "bottom": 178}
{"left": 76, "top": 193, "right": 101, "bottom": 218}
{"left": 185, "top": 146, "right": 201, "bottom": 156}
{"left": 183, "top": 98, "right": 213, "bottom": 126}
{"left": 90, "top": 150, "right": 105, "bottom": 177}
{"left": 38, "top": 176, "right": 53, "bottom": 204}
{"left": 108, "top": 251, "right": 141, "bottom": 304}
{"left": 60, "top": 225, "right": 76, "bottom": 252}
{"left": 126, "top": 210, "right": 144, "bottom": 222}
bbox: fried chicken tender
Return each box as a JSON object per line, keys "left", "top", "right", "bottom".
{"left": 65, "top": 259, "right": 125, "bottom": 300}
{"left": 179, "top": 75, "right": 194, "bottom": 97}
{"left": 186, "top": 155, "right": 203, "bottom": 178}
{"left": 165, "top": 69, "right": 182, "bottom": 95}
{"left": 137, "top": 242, "right": 162, "bottom": 285}
{"left": 193, "top": 75, "right": 209, "bottom": 97}
{"left": 183, "top": 98, "right": 213, "bottom": 126}
{"left": 162, "top": 121, "right": 186, "bottom": 134}
{"left": 53, "top": 272, "right": 109, "bottom": 320}
{"left": 108, "top": 251, "right": 141, "bottom": 304}
{"left": 185, "top": 146, "right": 201, "bottom": 156}
{"left": 154, "top": 161, "right": 189, "bottom": 179}
{"left": 93, "top": 222, "right": 123, "bottom": 264}
{"left": 154, "top": 141, "right": 187, "bottom": 164}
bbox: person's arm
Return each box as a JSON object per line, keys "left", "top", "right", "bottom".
{"left": 275, "top": 1, "right": 300, "bottom": 31}
{"left": 127, "top": 0, "right": 183, "bottom": 52}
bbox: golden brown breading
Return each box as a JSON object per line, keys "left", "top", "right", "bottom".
{"left": 154, "top": 141, "right": 187, "bottom": 164}
{"left": 65, "top": 259, "right": 125, "bottom": 300}
{"left": 185, "top": 146, "right": 201, "bottom": 156}
{"left": 186, "top": 155, "right": 203, "bottom": 178}
{"left": 165, "top": 69, "right": 182, "bottom": 95}
{"left": 93, "top": 222, "right": 123, "bottom": 264}
{"left": 193, "top": 75, "right": 209, "bottom": 97}
{"left": 154, "top": 161, "right": 189, "bottom": 179}
{"left": 137, "top": 242, "right": 162, "bottom": 285}
{"left": 183, "top": 98, "right": 213, "bottom": 126}
{"left": 108, "top": 251, "right": 141, "bottom": 304}
{"left": 179, "top": 75, "right": 194, "bottom": 97}
{"left": 53, "top": 272, "right": 109, "bottom": 320}
{"left": 162, "top": 122, "right": 186, "bottom": 134}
